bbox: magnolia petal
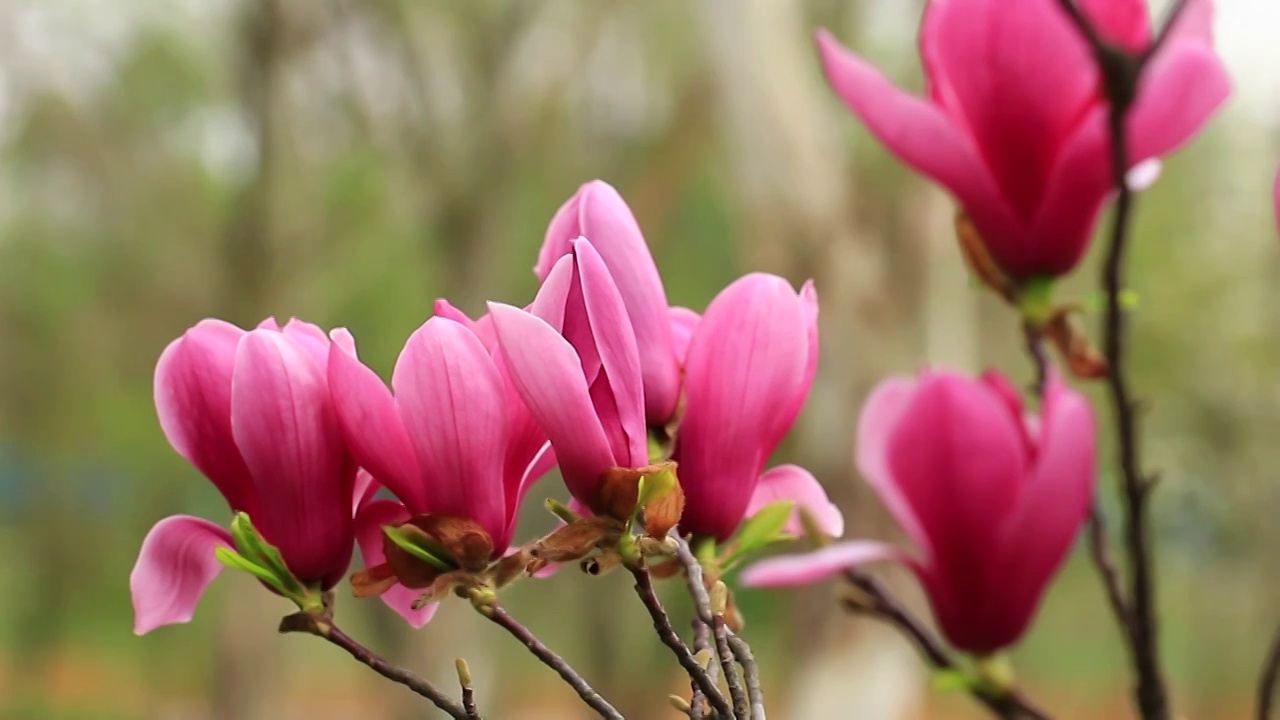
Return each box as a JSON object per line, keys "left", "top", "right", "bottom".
{"left": 668, "top": 306, "right": 700, "bottom": 365}
{"left": 855, "top": 376, "right": 930, "bottom": 553}
{"left": 154, "top": 319, "right": 255, "bottom": 513}
{"left": 817, "top": 29, "right": 1021, "bottom": 258}
{"left": 676, "top": 274, "right": 808, "bottom": 541}
{"left": 542, "top": 181, "right": 680, "bottom": 422}
{"left": 573, "top": 239, "right": 648, "bottom": 468}
{"left": 746, "top": 464, "right": 844, "bottom": 537}
{"left": 993, "top": 374, "right": 1095, "bottom": 645}
{"left": 232, "top": 329, "right": 353, "bottom": 586}
{"left": 740, "top": 540, "right": 913, "bottom": 588}
{"left": 1078, "top": 0, "right": 1151, "bottom": 51}
{"left": 131, "top": 515, "right": 233, "bottom": 635}
{"left": 884, "top": 372, "right": 1026, "bottom": 597}
{"left": 328, "top": 339, "right": 427, "bottom": 513}
{"left": 489, "top": 303, "right": 615, "bottom": 504}
{"left": 393, "top": 317, "right": 510, "bottom": 542}
{"left": 1127, "top": 43, "right": 1231, "bottom": 165}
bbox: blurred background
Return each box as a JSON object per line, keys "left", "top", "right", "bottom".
{"left": 1, "top": 0, "right": 1278, "bottom": 718}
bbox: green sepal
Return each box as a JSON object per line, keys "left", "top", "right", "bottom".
{"left": 214, "top": 546, "right": 290, "bottom": 595}
{"left": 1016, "top": 275, "right": 1055, "bottom": 326}
{"left": 228, "top": 512, "right": 306, "bottom": 598}
{"left": 636, "top": 466, "right": 678, "bottom": 510}
{"left": 544, "top": 497, "right": 581, "bottom": 525}
{"left": 382, "top": 525, "right": 454, "bottom": 571}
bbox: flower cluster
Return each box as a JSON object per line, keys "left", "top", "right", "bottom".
{"left": 130, "top": 0, "right": 1234, "bottom": 708}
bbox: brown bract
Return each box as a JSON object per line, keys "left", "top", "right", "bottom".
{"left": 527, "top": 515, "right": 622, "bottom": 573}
{"left": 349, "top": 513, "right": 496, "bottom": 598}
{"left": 644, "top": 479, "right": 684, "bottom": 539}
{"left": 1046, "top": 308, "right": 1108, "bottom": 379}
{"left": 955, "top": 211, "right": 1018, "bottom": 304}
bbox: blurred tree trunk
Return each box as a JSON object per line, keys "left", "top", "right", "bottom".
{"left": 696, "top": 0, "right": 930, "bottom": 716}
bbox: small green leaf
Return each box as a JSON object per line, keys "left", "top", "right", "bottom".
{"left": 382, "top": 525, "right": 454, "bottom": 571}
{"left": 735, "top": 500, "right": 795, "bottom": 555}
{"left": 214, "top": 546, "right": 289, "bottom": 594}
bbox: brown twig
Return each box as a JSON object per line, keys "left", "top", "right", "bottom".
{"left": 1049, "top": 1, "right": 1192, "bottom": 717}
{"left": 1257, "top": 623, "right": 1280, "bottom": 720}
{"left": 630, "top": 566, "right": 735, "bottom": 718}
{"left": 673, "top": 538, "right": 767, "bottom": 719}
{"left": 1022, "top": 321, "right": 1050, "bottom": 397}
{"left": 840, "top": 570, "right": 1051, "bottom": 720}
{"left": 689, "top": 618, "right": 711, "bottom": 720}
{"left": 1086, "top": 506, "right": 1131, "bottom": 629}
{"left": 712, "top": 612, "right": 749, "bottom": 719}
{"left": 476, "top": 602, "right": 623, "bottom": 720}
{"left": 281, "top": 615, "right": 469, "bottom": 719}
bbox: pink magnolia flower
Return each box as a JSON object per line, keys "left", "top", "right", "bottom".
{"left": 130, "top": 318, "right": 358, "bottom": 634}
{"left": 742, "top": 370, "right": 1095, "bottom": 654}
{"left": 490, "top": 238, "right": 648, "bottom": 512}
{"left": 538, "top": 180, "right": 681, "bottom": 426}
{"left": 328, "top": 315, "right": 551, "bottom": 626}
{"left": 674, "top": 274, "right": 841, "bottom": 542}
{"left": 816, "top": 0, "right": 1230, "bottom": 281}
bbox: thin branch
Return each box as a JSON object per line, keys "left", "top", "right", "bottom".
{"left": 840, "top": 570, "right": 1051, "bottom": 720}
{"left": 477, "top": 602, "right": 623, "bottom": 720}
{"left": 673, "top": 538, "right": 766, "bottom": 719}
{"left": 690, "top": 618, "right": 711, "bottom": 720}
{"left": 725, "top": 630, "right": 765, "bottom": 720}
{"left": 1257, "top": 623, "right": 1280, "bottom": 720}
{"left": 1022, "top": 321, "right": 1050, "bottom": 397}
{"left": 630, "top": 566, "right": 735, "bottom": 718}
{"left": 282, "top": 616, "right": 469, "bottom": 719}
{"left": 712, "top": 612, "right": 749, "bottom": 719}
{"left": 1086, "top": 506, "right": 1131, "bottom": 630}
{"left": 1048, "top": 2, "right": 1192, "bottom": 717}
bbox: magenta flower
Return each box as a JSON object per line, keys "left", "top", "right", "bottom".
{"left": 742, "top": 370, "right": 1095, "bottom": 654}
{"left": 538, "top": 180, "right": 681, "bottom": 426}
{"left": 328, "top": 315, "right": 551, "bottom": 626}
{"left": 490, "top": 238, "right": 648, "bottom": 512}
{"left": 130, "top": 318, "right": 358, "bottom": 634}
{"left": 816, "top": 0, "right": 1229, "bottom": 281}
{"left": 673, "top": 274, "right": 840, "bottom": 542}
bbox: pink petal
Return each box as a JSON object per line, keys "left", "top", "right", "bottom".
{"left": 354, "top": 499, "right": 438, "bottom": 628}
{"left": 281, "top": 318, "right": 332, "bottom": 369}
{"left": 854, "top": 376, "right": 929, "bottom": 552}
{"left": 329, "top": 339, "right": 427, "bottom": 513}
{"left": 541, "top": 181, "right": 680, "bottom": 423}
{"left": 433, "top": 299, "right": 497, "bottom": 351}
{"left": 232, "top": 329, "right": 354, "bottom": 586}
{"left": 745, "top": 464, "right": 844, "bottom": 537}
{"left": 740, "top": 540, "right": 913, "bottom": 588}
{"left": 130, "top": 515, "right": 233, "bottom": 635}
{"left": 668, "top": 307, "right": 700, "bottom": 365}
{"left": 1078, "top": 0, "right": 1151, "bottom": 51}
{"left": 1127, "top": 43, "right": 1231, "bottom": 164}
{"left": 767, "top": 280, "right": 819, "bottom": 451}
{"left": 392, "top": 317, "right": 510, "bottom": 543}
{"left": 528, "top": 254, "right": 575, "bottom": 334}
{"left": 488, "top": 302, "right": 615, "bottom": 504}
{"left": 676, "top": 274, "right": 809, "bottom": 541}
{"left": 573, "top": 239, "right": 648, "bottom": 468}
{"left": 991, "top": 374, "right": 1095, "bottom": 647}
{"left": 884, "top": 372, "right": 1026, "bottom": 600}
{"left": 920, "top": 0, "right": 1097, "bottom": 221}
{"left": 352, "top": 469, "right": 379, "bottom": 514}
{"left": 816, "top": 30, "right": 1020, "bottom": 263}
{"left": 154, "top": 319, "right": 255, "bottom": 514}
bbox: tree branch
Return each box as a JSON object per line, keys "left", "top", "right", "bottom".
{"left": 281, "top": 616, "right": 469, "bottom": 719}
{"left": 476, "top": 602, "right": 623, "bottom": 720}
{"left": 630, "top": 566, "right": 735, "bottom": 718}
{"left": 1049, "top": 2, "right": 1191, "bottom": 717}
